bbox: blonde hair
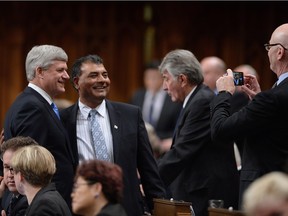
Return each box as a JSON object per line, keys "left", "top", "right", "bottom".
{"left": 243, "top": 172, "right": 288, "bottom": 215}
{"left": 11, "top": 145, "right": 56, "bottom": 187}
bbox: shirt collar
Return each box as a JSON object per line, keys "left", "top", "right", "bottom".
{"left": 28, "top": 83, "right": 53, "bottom": 105}
{"left": 183, "top": 86, "right": 197, "bottom": 108}
{"left": 277, "top": 72, "right": 288, "bottom": 85}
{"left": 78, "top": 100, "right": 106, "bottom": 119}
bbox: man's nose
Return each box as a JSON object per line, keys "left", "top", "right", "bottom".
{"left": 63, "top": 70, "right": 70, "bottom": 79}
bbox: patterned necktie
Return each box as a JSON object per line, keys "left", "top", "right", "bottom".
{"left": 51, "top": 102, "right": 60, "bottom": 120}
{"left": 89, "top": 110, "right": 110, "bottom": 161}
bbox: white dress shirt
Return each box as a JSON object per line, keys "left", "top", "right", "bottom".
{"left": 76, "top": 100, "right": 113, "bottom": 163}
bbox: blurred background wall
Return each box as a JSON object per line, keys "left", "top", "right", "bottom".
{"left": 1, "top": 1, "right": 287, "bottom": 125}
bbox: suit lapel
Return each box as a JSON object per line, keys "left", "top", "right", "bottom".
{"left": 4, "top": 191, "right": 13, "bottom": 211}
{"left": 25, "top": 87, "right": 76, "bottom": 164}
{"left": 106, "top": 100, "right": 121, "bottom": 163}
{"left": 173, "top": 85, "right": 202, "bottom": 142}
{"left": 25, "top": 87, "right": 64, "bottom": 129}
{"left": 65, "top": 103, "right": 79, "bottom": 165}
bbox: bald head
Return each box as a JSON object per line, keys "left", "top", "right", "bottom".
{"left": 271, "top": 23, "right": 288, "bottom": 48}
{"left": 200, "top": 56, "right": 226, "bottom": 91}
{"left": 268, "top": 23, "right": 288, "bottom": 77}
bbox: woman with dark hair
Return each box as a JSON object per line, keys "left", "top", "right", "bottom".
{"left": 71, "top": 160, "right": 127, "bottom": 216}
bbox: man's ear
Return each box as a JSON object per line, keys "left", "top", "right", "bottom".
{"left": 35, "top": 67, "right": 44, "bottom": 79}
{"left": 73, "top": 77, "right": 80, "bottom": 90}
{"left": 277, "top": 47, "right": 286, "bottom": 60}
{"left": 178, "top": 74, "right": 188, "bottom": 87}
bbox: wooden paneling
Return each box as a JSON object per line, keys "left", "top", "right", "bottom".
{"left": 1, "top": 2, "right": 288, "bottom": 125}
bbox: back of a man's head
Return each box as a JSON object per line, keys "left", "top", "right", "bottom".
{"left": 200, "top": 56, "right": 226, "bottom": 91}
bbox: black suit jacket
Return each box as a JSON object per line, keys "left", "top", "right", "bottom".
{"left": 97, "top": 203, "right": 127, "bottom": 216}
{"left": 1, "top": 190, "right": 28, "bottom": 216}
{"left": 130, "top": 89, "right": 182, "bottom": 139}
{"left": 25, "top": 183, "right": 72, "bottom": 216}
{"left": 4, "top": 87, "right": 76, "bottom": 208}
{"left": 60, "top": 100, "right": 166, "bottom": 216}
{"left": 210, "top": 77, "right": 288, "bottom": 206}
{"left": 158, "top": 84, "right": 239, "bottom": 215}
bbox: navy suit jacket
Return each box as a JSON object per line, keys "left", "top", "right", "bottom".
{"left": 25, "top": 183, "right": 72, "bottom": 216}
{"left": 4, "top": 87, "right": 76, "bottom": 208}
{"left": 130, "top": 89, "right": 182, "bottom": 139}
{"left": 158, "top": 84, "right": 239, "bottom": 215}
{"left": 0, "top": 190, "right": 28, "bottom": 216}
{"left": 211, "top": 77, "right": 288, "bottom": 206}
{"left": 60, "top": 100, "right": 166, "bottom": 216}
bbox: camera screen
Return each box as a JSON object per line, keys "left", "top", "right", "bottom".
{"left": 233, "top": 71, "right": 244, "bottom": 86}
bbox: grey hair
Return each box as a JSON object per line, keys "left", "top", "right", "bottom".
{"left": 159, "top": 49, "right": 204, "bottom": 85}
{"left": 25, "top": 45, "right": 68, "bottom": 81}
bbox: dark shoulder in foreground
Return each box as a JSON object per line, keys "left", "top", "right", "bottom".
{"left": 97, "top": 203, "right": 127, "bottom": 216}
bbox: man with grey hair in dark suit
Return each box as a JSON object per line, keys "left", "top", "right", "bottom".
{"left": 4, "top": 45, "right": 76, "bottom": 210}
{"left": 158, "top": 49, "right": 239, "bottom": 215}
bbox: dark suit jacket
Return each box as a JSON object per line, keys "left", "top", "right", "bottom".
{"left": 97, "top": 203, "right": 127, "bottom": 216}
{"left": 25, "top": 183, "right": 72, "bottom": 216}
{"left": 210, "top": 77, "right": 288, "bottom": 206}
{"left": 4, "top": 87, "right": 76, "bottom": 208}
{"left": 158, "top": 84, "right": 239, "bottom": 216}
{"left": 130, "top": 89, "right": 182, "bottom": 139}
{"left": 229, "top": 91, "right": 251, "bottom": 156}
{"left": 60, "top": 100, "right": 166, "bottom": 216}
{"left": 0, "top": 190, "right": 28, "bottom": 216}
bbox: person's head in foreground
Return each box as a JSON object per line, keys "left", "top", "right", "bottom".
{"left": 71, "top": 160, "right": 126, "bottom": 216}
{"left": 1, "top": 136, "right": 38, "bottom": 193}
{"left": 10, "top": 145, "right": 56, "bottom": 203}
{"left": 243, "top": 171, "right": 288, "bottom": 216}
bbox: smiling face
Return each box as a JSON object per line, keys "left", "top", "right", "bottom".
{"left": 37, "top": 60, "right": 69, "bottom": 98}
{"left": 3, "top": 150, "right": 17, "bottom": 193}
{"left": 74, "top": 62, "right": 111, "bottom": 108}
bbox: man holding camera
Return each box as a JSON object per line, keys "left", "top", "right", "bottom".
{"left": 210, "top": 23, "right": 288, "bottom": 208}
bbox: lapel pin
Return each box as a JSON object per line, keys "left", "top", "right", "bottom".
{"left": 114, "top": 125, "right": 118, "bottom": 129}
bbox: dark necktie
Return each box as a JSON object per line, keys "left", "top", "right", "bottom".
{"left": 148, "top": 96, "right": 155, "bottom": 126}
{"left": 7, "top": 194, "right": 18, "bottom": 216}
{"left": 51, "top": 102, "right": 60, "bottom": 120}
{"left": 88, "top": 110, "right": 110, "bottom": 161}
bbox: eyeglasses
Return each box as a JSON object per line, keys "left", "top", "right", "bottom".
{"left": 264, "top": 43, "right": 288, "bottom": 51}
{"left": 3, "top": 165, "right": 14, "bottom": 175}
{"left": 72, "top": 181, "right": 96, "bottom": 191}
